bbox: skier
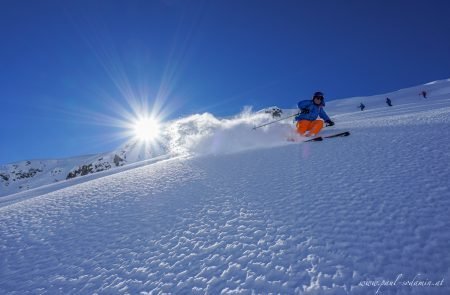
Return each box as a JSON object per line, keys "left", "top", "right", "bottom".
{"left": 294, "top": 91, "right": 334, "bottom": 137}
{"left": 421, "top": 91, "right": 427, "bottom": 98}
{"left": 272, "top": 108, "right": 282, "bottom": 118}
{"left": 386, "top": 97, "right": 392, "bottom": 107}
{"left": 359, "top": 103, "right": 365, "bottom": 111}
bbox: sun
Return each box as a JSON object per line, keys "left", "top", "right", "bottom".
{"left": 133, "top": 117, "right": 161, "bottom": 142}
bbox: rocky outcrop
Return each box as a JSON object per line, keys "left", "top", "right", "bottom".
{"left": 66, "top": 154, "right": 125, "bottom": 180}
{"left": 113, "top": 154, "right": 125, "bottom": 167}
{"left": 15, "top": 168, "right": 43, "bottom": 180}
{"left": 66, "top": 164, "right": 94, "bottom": 179}
{"left": 0, "top": 165, "right": 45, "bottom": 192}
{"left": 0, "top": 173, "right": 9, "bottom": 181}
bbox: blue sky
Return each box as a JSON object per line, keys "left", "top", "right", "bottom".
{"left": 1, "top": 0, "right": 450, "bottom": 164}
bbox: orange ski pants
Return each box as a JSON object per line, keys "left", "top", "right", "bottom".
{"left": 296, "top": 120, "right": 324, "bottom": 136}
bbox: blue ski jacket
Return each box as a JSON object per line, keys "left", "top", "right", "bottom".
{"left": 294, "top": 99, "right": 330, "bottom": 122}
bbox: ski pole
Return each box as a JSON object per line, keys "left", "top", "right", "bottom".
{"left": 252, "top": 113, "right": 299, "bottom": 130}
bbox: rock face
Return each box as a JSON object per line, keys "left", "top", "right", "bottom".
{"left": 15, "top": 167, "right": 43, "bottom": 180}
{"left": 66, "top": 164, "right": 93, "bottom": 179}
{"left": 0, "top": 159, "right": 65, "bottom": 195}
{"left": 0, "top": 173, "right": 9, "bottom": 182}
{"left": 113, "top": 155, "right": 124, "bottom": 167}
{"left": 66, "top": 154, "right": 125, "bottom": 180}
{"left": 1, "top": 165, "right": 44, "bottom": 184}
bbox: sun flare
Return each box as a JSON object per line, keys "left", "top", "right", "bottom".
{"left": 133, "top": 117, "right": 161, "bottom": 142}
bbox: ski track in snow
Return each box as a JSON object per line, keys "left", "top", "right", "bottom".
{"left": 1, "top": 98, "right": 450, "bottom": 294}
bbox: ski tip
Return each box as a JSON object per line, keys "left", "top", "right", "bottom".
{"left": 323, "top": 131, "right": 351, "bottom": 138}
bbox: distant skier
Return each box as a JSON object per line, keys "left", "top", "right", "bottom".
{"left": 294, "top": 91, "right": 334, "bottom": 137}
{"left": 386, "top": 97, "right": 392, "bottom": 107}
{"left": 421, "top": 91, "right": 427, "bottom": 98}
{"left": 359, "top": 103, "right": 365, "bottom": 111}
{"left": 272, "top": 108, "right": 282, "bottom": 118}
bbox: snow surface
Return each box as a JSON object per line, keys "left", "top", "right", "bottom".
{"left": 1, "top": 80, "right": 449, "bottom": 294}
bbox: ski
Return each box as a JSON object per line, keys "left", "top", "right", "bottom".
{"left": 305, "top": 131, "right": 350, "bottom": 142}
{"left": 304, "top": 136, "right": 323, "bottom": 142}
{"left": 288, "top": 131, "right": 350, "bottom": 143}
{"left": 323, "top": 131, "right": 350, "bottom": 138}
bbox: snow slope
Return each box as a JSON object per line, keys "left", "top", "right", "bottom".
{"left": 2, "top": 79, "right": 447, "bottom": 198}
{"left": 0, "top": 107, "right": 285, "bottom": 197}
{"left": 1, "top": 80, "right": 449, "bottom": 294}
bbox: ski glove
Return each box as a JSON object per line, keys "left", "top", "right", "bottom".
{"left": 300, "top": 108, "right": 310, "bottom": 114}
{"left": 325, "top": 120, "right": 335, "bottom": 127}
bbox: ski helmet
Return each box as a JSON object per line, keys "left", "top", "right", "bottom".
{"left": 313, "top": 91, "right": 324, "bottom": 99}
{"left": 312, "top": 91, "right": 325, "bottom": 106}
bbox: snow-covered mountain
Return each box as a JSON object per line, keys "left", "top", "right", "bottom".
{"left": 0, "top": 105, "right": 285, "bottom": 197}
{"left": 0, "top": 140, "right": 166, "bottom": 197}
{"left": 2, "top": 80, "right": 448, "bottom": 198}
{"left": 1, "top": 79, "right": 449, "bottom": 294}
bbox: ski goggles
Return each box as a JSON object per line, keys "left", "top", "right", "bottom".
{"left": 313, "top": 95, "right": 324, "bottom": 100}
